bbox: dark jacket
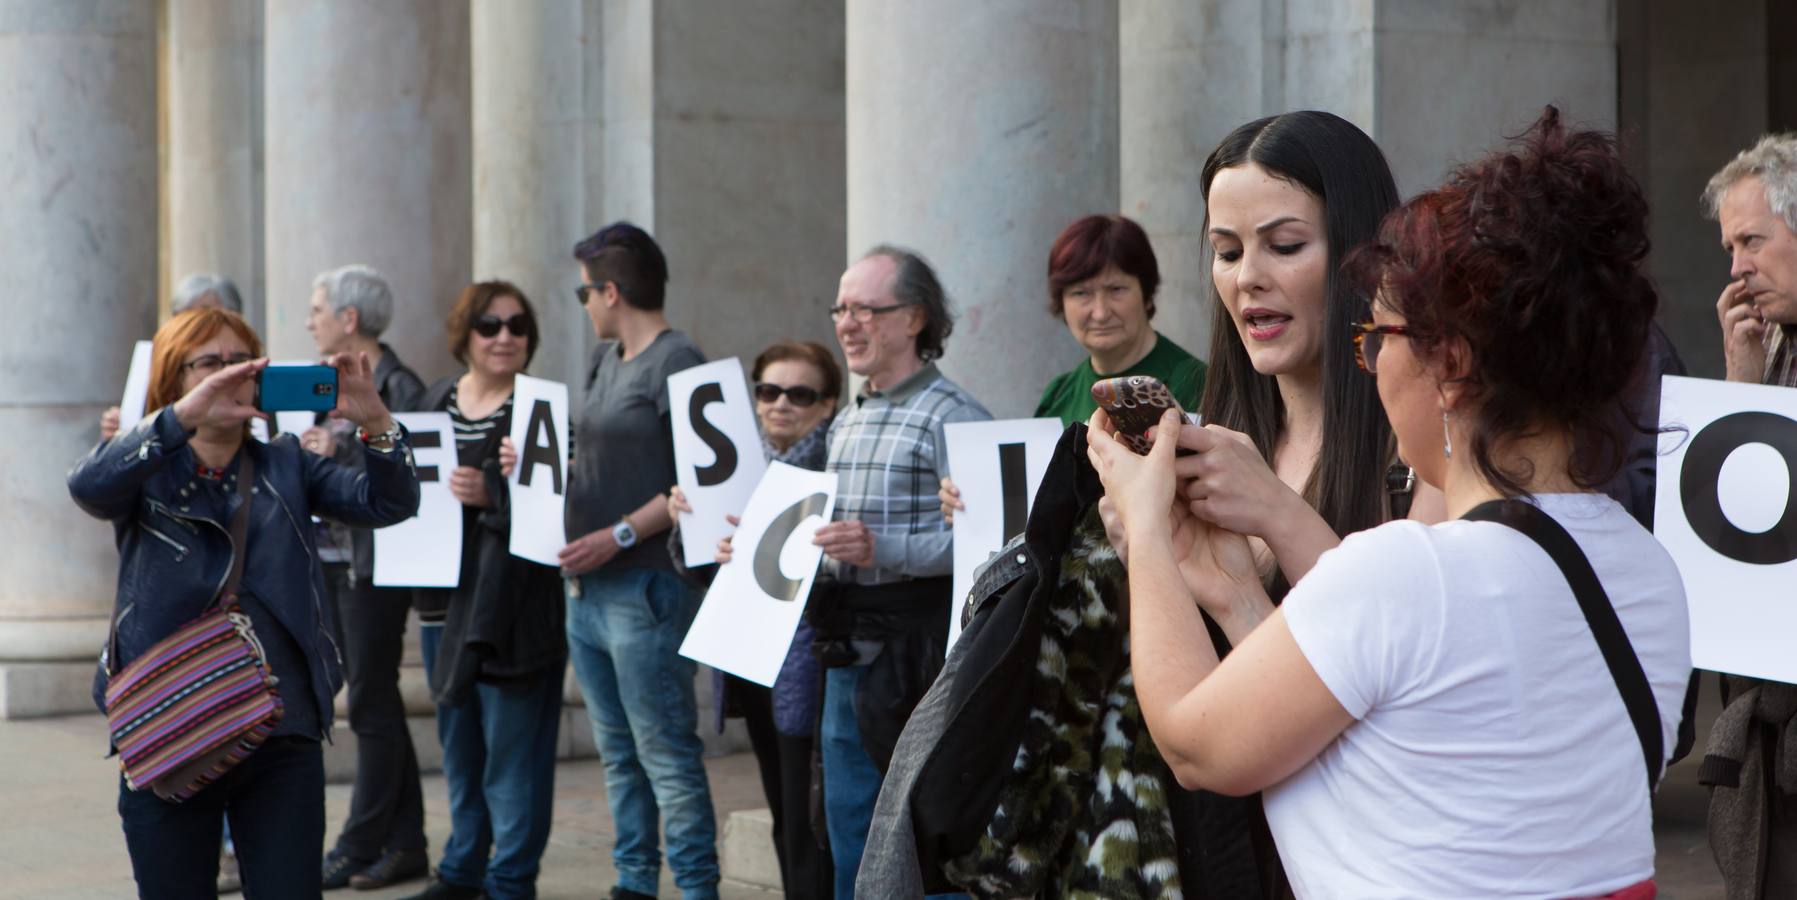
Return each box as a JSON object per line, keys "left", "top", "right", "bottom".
{"left": 416, "top": 377, "right": 566, "bottom": 705}
{"left": 858, "top": 424, "right": 1280, "bottom": 899}
{"left": 69, "top": 406, "right": 420, "bottom": 739}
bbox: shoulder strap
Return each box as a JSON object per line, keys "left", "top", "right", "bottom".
{"left": 1461, "top": 499, "right": 1664, "bottom": 789}
{"left": 218, "top": 453, "right": 255, "bottom": 607}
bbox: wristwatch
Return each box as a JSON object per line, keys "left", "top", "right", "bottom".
{"left": 612, "top": 516, "right": 638, "bottom": 549}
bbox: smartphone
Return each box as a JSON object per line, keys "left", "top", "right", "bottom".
{"left": 257, "top": 364, "right": 339, "bottom": 413}
{"left": 1091, "top": 374, "right": 1187, "bottom": 455}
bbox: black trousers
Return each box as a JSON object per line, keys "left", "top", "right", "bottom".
{"left": 327, "top": 565, "right": 427, "bottom": 858}
{"left": 119, "top": 736, "right": 325, "bottom": 900}
{"left": 727, "top": 674, "right": 834, "bottom": 900}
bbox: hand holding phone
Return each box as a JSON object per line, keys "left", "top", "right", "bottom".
{"left": 1091, "top": 375, "right": 1188, "bottom": 455}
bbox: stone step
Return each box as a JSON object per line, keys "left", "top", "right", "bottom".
{"left": 720, "top": 807, "right": 782, "bottom": 893}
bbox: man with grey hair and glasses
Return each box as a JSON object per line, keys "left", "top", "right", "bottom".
{"left": 1699, "top": 132, "right": 1797, "bottom": 899}
{"left": 303, "top": 264, "right": 434, "bottom": 892}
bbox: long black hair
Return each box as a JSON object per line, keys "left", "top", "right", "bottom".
{"left": 1197, "top": 112, "right": 1401, "bottom": 590}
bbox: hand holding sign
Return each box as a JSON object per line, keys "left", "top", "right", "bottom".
{"left": 1656, "top": 375, "right": 1797, "bottom": 684}
{"left": 679, "top": 463, "right": 837, "bottom": 686}
{"left": 668, "top": 359, "right": 768, "bottom": 567}
{"left": 944, "top": 418, "right": 1062, "bottom": 648}
{"left": 507, "top": 374, "right": 570, "bottom": 566}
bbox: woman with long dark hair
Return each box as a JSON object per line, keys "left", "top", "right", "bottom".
{"left": 1093, "top": 108, "right": 1688, "bottom": 898}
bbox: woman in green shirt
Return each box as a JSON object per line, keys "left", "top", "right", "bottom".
{"left": 942, "top": 213, "right": 1205, "bottom": 520}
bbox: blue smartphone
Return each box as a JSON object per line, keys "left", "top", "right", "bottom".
{"left": 257, "top": 365, "right": 339, "bottom": 413}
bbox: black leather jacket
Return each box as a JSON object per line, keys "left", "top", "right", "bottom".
{"left": 68, "top": 407, "right": 421, "bottom": 738}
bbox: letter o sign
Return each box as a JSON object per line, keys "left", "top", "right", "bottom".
{"left": 1679, "top": 411, "right": 1797, "bottom": 565}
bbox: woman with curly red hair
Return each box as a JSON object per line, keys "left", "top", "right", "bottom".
{"left": 1089, "top": 107, "right": 1692, "bottom": 897}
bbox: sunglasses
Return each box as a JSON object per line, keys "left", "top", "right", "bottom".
{"left": 753, "top": 382, "right": 823, "bottom": 407}
{"left": 1350, "top": 321, "right": 1410, "bottom": 374}
{"left": 473, "top": 313, "right": 530, "bottom": 338}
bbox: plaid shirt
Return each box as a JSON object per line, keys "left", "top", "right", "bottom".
{"left": 825, "top": 363, "right": 991, "bottom": 585}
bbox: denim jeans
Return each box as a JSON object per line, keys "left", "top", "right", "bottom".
{"left": 566, "top": 567, "right": 719, "bottom": 899}
{"left": 118, "top": 736, "right": 325, "bottom": 900}
{"left": 823, "top": 665, "right": 965, "bottom": 900}
{"left": 420, "top": 623, "right": 564, "bottom": 900}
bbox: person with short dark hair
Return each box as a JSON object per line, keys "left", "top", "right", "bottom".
{"left": 1092, "top": 107, "right": 1690, "bottom": 897}
{"left": 562, "top": 222, "right": 720, "bottom": 900}
{"left": 401, "top": 282, "right": 566, "bottom": 900}
{"left": 814, "top": 246, "right": 990, "bottom": 899}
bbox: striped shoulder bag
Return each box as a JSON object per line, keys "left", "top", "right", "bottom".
{"left": 104, "top": 453, "right": 283, "bottom": 802}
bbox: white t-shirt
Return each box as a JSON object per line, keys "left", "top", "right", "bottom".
{"left": 1266, "top": 493, "right": 1691, "bottom": 899}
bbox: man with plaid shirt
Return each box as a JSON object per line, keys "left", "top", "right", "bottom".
{"left": 809, "top": 245, "right": 989, "bottom": 898}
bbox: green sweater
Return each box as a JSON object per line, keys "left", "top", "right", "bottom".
{"left": 1034, "top": 332, "right": 1207, "bottom": 426}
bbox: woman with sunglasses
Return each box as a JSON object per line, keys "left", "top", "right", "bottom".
{"left": 1091, "top": 108, "right": 1688, "bottom": 898}
{"left": 666, "top": 340, "right": 842, "bottom": 900}
{"left": 68, "top": 308, "right": 418, "bottom": 899}
{"left": 404, "top": 282, "right": 567, "bottom": 900}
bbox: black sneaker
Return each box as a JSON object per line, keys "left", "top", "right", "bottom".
{"left": 607, "top": 888, "right": 656, "bottom": 900}
{"left": 321, "top": 849, "right": 372, "bottom": 891}
{"left": 397, "top": 875, "right": 487, "bottom": 900}
{"left": 349, "top": 847, "right": 430, "bottom": 890}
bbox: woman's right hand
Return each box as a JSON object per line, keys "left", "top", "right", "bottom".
{"left": 1173, "top": 423, "right": 1306, "bottom": 538}
{"left": 498, "top": 436, "right": 517, "bottom": 478}
{"left": 99, "top": 406, "right": 121, "bottom": 441}
{"left": 448, "top": 465, "right": 490, "bottom": 508}
{"left": 171, "top": 358, "right": 268, "bottom": 432}
{"left": 938, "top": 476, "right": 963, "bottom": 525}
{"left": 668, "top": 485, "right": 693, "bottom": 521}
{"left": 714, "top": 513, "right": 741, "bottom": 565}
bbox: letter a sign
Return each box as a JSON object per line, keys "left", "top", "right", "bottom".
{"left": 668, "top": 358, "right": 768, "bottom": 567}
{"left": 679, "top": 463, "right": 837, "bottom": 686}
{"left": 507, "top": 374, "right": 570, "bottom": 566}
{"left": 1656, "top": 375, "right": 1797, "bottom": 685}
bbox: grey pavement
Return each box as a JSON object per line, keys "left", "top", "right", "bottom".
{"left": 0, "top": 681, "right": 1732, "bottom": 899}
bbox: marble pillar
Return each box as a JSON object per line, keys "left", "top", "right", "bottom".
{"left": 263, "top": 0, "right": 471, "bottom": 381}
{"left": 164, "top": 0, "right": 263, "bottom": 331}
{"left": 848, "top": 0, "right": 1118, "bottom": 417}
{"left": 470, "top": 0, "right": 602, "bottom": 393}
{"left": 0, "top": 0, "right": 157, "bottom": 717}
{"left": 602, "top": 0, "right": 845, "bottom": 376}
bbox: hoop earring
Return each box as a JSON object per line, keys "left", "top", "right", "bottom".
{"left": 1442, "top": 410, "right": 1454, "bottom": 459}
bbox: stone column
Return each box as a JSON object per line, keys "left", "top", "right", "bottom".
{"left": 848, "top": 0, "right": 1119, "bottom": 417}
{"left": 165, "top": 0, "right": 263, "bottom": 331}
{"left": 603, "top": 0, "right": 845, "bottom": 379}
{"left": 263, "top": 0, "right": 472, "bottom": 379}
{"left": 0, "top": 0, "right": 158, "bottom": 717}
{"left": 470, "top": 0, "right": 602, "bottom": 393}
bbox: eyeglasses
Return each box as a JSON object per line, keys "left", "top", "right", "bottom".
{"left": 1350, "top": 321, "right": 1410, "bottom": 374}
{"left": 829, "top": 302, "right": 917, "bottom": 323}
{"left": 181, "top": 352, "right": 255, "bottom": 375}
{"left": 574, "top": 282, "right": 605, "bottom": 305}
{"left": 753, "top": 382, "right": 823, "bottom": 407}
{"left": 473, "top": 314, "right": 530, "bottom": 338}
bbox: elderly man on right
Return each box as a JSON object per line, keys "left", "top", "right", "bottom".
{"left": 1700, "top": 132, "right": 1797, "bottom": 900}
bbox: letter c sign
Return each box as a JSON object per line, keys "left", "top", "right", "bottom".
{"left": 753, "top": 492, "right": 830, "bottom": 602}
{"left": 1679, "top": 411, "right": 1797, "bottom": 565}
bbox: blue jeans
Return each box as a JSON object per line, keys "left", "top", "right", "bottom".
{"left": 420, "top": 623, "right": 564, "bottom": 900}
{"left": 118, "top": 736, "right": 324, "bottom": 899}
{"left": 566, "top": 568, "right": 719, "bottom": 899}
{"left": 823, "top": 665, "right": 965, "bottom": 900}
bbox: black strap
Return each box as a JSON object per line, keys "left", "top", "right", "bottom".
{"left": 1461, "top": 499, "right": 1664, "bottom": 789}
{"left": 218, "top": 453, "right": 255, "bottom": 607}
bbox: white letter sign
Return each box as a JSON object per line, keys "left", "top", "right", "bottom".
{"left": 1656, "top": 375, "right": 1797, "bottom": 684}
{"left": 117, "top": 340, "right": 153, "bottom": 432}
{"left": 507, "top": 374, "right": 570, "bottom": 567}
{"left": 668, "top": 358, "right": 769, "bottom": 568}
{"left": 945, "top": 418, "right": 1063, "bottom": 649}
{"left": 679, "top": 462, "right": 836, "bottom": 686}
{"left": 374, "top": 412, "right": 463, "bottom": 587}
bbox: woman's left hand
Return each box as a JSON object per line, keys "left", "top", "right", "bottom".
{"left": 327, "top": 351, "right": 394, "bottom": 434}
{"left": 1086, "top": 407, "right": 1183, "bottom": 539}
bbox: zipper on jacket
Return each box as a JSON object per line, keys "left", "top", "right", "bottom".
{"left": 138, "top": 522, "right": 190, "bottom": 561}
{"left": 156, "top": 505, "right": 234, "bottom": 606}
{"left": 146, "top": 499, "right": 199, "bottom": 533}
